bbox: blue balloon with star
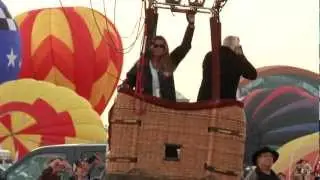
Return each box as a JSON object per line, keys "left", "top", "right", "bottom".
{"left": 0, "top": 0, "right": 21, "bottom": 84}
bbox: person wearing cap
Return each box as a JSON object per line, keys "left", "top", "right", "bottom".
{"left": 244, "top": 146, "right": 280, "bottom": 180}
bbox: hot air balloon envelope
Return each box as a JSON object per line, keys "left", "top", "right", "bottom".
{"left": 0, "top": 79, "right": 107, "bottom": 160}
{"left": 15, "top": 7, "right": 123, "bottom": 114}
{"left": 0, "top": 0, "right": 21, "bottom": 84}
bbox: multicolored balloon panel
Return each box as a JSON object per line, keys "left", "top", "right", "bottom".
{"left": 239, "top": 66, "right": 319, "bottom": 165}
{"left": 0, "top": 0, "right": 21, "bottom": 84}
{"left": 239, "top": 65, "right": 319, "bottom": 97}
{"left": 15, "top": 7, "right": 123, "bottom": 114}
{"left": 0, "top": 79, "right": 107, "bottom": 159}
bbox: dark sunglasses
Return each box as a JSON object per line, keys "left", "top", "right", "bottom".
{"left": 153, "top": 44, "right": 165, "bottom": 48}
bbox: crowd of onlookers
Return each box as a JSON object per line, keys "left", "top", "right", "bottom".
{"left": 38, "top": 153, "right": 104, "bottom": 180}
{"left": 276, "top": 159, "right": 319, "bottom": 180}
{"left": 290, "top": 159, "right": 320, "bottom": 180}
{"left": 37, "top": 145, "right": 318, "bottom": 180}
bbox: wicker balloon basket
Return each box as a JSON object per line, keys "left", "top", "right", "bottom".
{"left": 106, "top": 90, "right": 246, "bottom": 180}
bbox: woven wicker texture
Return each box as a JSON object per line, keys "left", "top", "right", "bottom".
{"left": 107, "top": 92, "right": 246, "bottom": 180}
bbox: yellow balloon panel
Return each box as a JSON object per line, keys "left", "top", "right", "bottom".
{"left": 31, "top": 9, "right": 74, "bottom": 55}
{"left": 0, "top": 79, "right": 107, "bottom": 159}
{"left": 273, "top": 132, "right": 319, "bottom": 172}
{"left": 0, "top": 79, "right": 92, "bottom": 111}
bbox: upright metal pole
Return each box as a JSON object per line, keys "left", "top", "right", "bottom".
{"left": 135, "top": 0, "right": 158, "bottom": 94}
{"left": 146, "top": 7, "right": 158, "bottom": 48}
{"left": 206, "top": 12, "right": 221, "bottom": 173}
{"left": 210, "top": 10, "right": 221, "bottom": 101}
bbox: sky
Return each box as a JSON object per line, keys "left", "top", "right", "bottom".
{"left": 2, "top": 0, "right": 319, "bottom": 122}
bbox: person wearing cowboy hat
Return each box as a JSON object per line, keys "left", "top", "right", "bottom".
{"left": 244, "top": 146, "right": 280, "bottom": 180}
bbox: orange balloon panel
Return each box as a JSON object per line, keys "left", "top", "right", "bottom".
{"left": 15, "top": 7, "right": 123, "bottom": 114}
{"left": 0, "top": 79, "right": 107, "bottom": 160}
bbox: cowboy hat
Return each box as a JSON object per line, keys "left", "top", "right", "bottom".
{"left": 252, "top": 146, "right": 279, "bottom": 165}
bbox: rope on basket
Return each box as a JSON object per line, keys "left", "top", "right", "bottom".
{"left": 134, "top": 1, "right": 148, "bottom": 116}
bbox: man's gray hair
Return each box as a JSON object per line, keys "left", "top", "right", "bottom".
{"left": 222, "top": 35, "right": 239, "bottom": 51}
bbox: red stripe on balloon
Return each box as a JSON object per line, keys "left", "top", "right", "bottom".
{"left": 13, "top": 136, "right": 31, "bottom": 160}
{"left": 243, "top": 89, "right": 265, "bottom": 106}
{"left": 50, "top": 37, "right": 75, "bottom": 81}
{"left": 1, "top": 100, "right": 75, "bottom": 136}
{"left": 30, "top": 36, "right": 54, "bottom": 80}
{"left": 94, "top": 95, "right": 107, "bottom": 115}
{"left": 19, "top": 10, "right": 42, "bottom": 78}
{"left": 252, "top": 86, "right": 314, "bottom": 118}
{"left": 0, "top": 114, "right": 29, "bottom": 160}
{"left": 107, "top": 20, "right": 123, "bottom": 69}
{"left": 94, "top": 34, "right": 110, "bottom": 81}
{"left": 104, "top": 29, "right": 123, "bottom": 71}
{"left": 1, "top": 99, "right": 76, "bottom": 159}
{"left": 63, "top": 8, "right": 95, "bottom": 100}
{"left": 32, "top": 36, "right": 75, "bottom": 82}
{"left": 0, "top": 114, "right": 12, "bottom": 134}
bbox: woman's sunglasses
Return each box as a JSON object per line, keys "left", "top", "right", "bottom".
{"left": 153, "top": 44, "right": 165, "bottom": 49}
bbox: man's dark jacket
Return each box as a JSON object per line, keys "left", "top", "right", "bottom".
{"left": 197, "top": 46, "right": 257, "bottom": 101}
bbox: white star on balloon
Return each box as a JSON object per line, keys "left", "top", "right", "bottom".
{"left": 7, "top": 48, "right": 17, "bottom": 68}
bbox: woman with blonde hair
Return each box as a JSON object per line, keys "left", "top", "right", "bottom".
{"left": 123, "top": 11, "right": 195, "bottom": 101}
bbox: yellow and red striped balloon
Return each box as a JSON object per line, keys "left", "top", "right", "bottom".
{"left": 0, "top": 79, "right": 107, "bottom": 160}
{"left": 15, "top": 7, "right": 123, "bottom": 114}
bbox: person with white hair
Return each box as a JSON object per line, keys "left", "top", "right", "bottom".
{"left": 197, "top": 35, "right": 257, "bottom": 101}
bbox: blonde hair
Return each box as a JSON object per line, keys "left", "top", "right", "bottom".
{"left": 223, "top": 35, "right": 240, "bottom": 51}
{"left": 151, "top": 36, "right": 174, "bottom": 74}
